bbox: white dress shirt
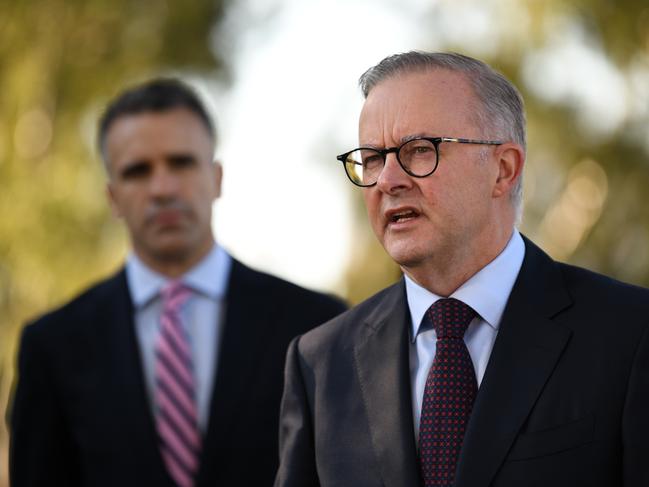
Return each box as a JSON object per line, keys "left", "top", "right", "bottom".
{"left": 125, "top": 244, "right": 232, "bottom": 432}
{"left": 407, "top": 230, "right": 525, "bottom": 440}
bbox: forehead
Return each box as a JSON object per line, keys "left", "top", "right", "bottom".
{"left": 359, "top": 69, "right": 478, "bottom": 145}
{"left": 104, "top": 108, "right": 213, "bottom": 162}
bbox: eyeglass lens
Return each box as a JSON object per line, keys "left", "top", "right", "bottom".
{"left": 343, "top": 138, "right": 438, "bottom": 186}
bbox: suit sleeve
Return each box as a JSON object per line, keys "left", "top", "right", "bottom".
{"left": 622, "top": 322, "right": 649, "bottom": 486}
{"left": 275, "top": 336, "right": 320, "bottom": 487}
{"left": 9, "top": 325, "right": 79, "bottom": 487}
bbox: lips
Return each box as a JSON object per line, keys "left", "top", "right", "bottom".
{"left": 145, "top": 202, "right": 191, "bottom": 228}
{"left": 385, "top": 207, "right": 420, "bottom": 226}
{"left": 150, "top": 208, "right": 186, "bottom": 227}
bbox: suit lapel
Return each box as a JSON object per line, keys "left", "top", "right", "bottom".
{"left": 455, "top": 238, "right": 573, "bottom": 487}
{"left": 199, "top": 260, "right": 270, "bottom": 466}
{"left": 98, "top": 270, "right": 171, "bottom": 482}
{"left": 354, "top": 282, "right": 421, "bottom": 487}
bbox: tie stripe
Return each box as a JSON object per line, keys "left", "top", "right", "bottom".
{"left": 156, "top": 373, "right": 199, "bottom": 425}
{"left": 156, "top": 340, "right": 195, "bottom": 393}
{"left": 158, "top": 389, "right": 201, "bottom": 448}
{"left": 158, "top": 419, "right": 200, "bottom": 470}
{"left": 155, "top": 281, "right": 201, "bottom": 487}
{"left": 161, "top": 312, "right": 193, "bottom": 356}
{"left": 161, "top": 448, "right": 194, "bottom": 487}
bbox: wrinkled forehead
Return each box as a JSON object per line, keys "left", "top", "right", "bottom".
{"left": 358, "top": 69, "right": 479, "bottom": 146}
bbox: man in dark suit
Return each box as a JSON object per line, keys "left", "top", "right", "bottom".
{"left": 9, "top": 79, "right": 346, "bottom": 487}
{"left": 275, "top": 51, "right": 649, "bottom": 487}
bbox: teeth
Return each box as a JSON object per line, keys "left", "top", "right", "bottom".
{"left": 391, "top": 210, "right": 416, "bottom": 222}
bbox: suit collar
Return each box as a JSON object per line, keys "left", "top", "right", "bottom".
{"left": 407, "top": 230, "right": 526, "bottom": 340}
{"left": 354, "top": 281, "right": 422, "bottom": 487}
{"left": 455, "top": 236, "right": 574, "bottom": 487}
{"left": 97, "top": 270, "right": 174, "bottom": 485}
{"left": 198, "top": 259, "right": 273, "bottom": 480}
{"left": 125, "top": 244, "right": 230, "bottom": 305}
{"left": 109, "top": 263, "right": 262, "bottom": 487}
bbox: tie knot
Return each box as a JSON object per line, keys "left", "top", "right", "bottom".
{"left": 427, "top": 298, "right": 476, "bottom": 339}
{"left": 161, "top": 281, "right": 191, "bottom": 312}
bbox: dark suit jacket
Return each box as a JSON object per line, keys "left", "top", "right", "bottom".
{"left": 275, "top": 238, "right": 649, "bottom": 487}
{"left": 9, "top": 258, "right": 346, "bottom": 487}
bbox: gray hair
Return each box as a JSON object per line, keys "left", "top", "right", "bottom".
{"left": 359, "top": 51, "right": 525, "bottom": 215}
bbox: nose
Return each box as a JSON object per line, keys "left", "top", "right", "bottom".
{"left": 149, "top": 165, "right": 179, "bottom": 199}
{"left": 375, "top": 152, "right": 411, "bottom": 194}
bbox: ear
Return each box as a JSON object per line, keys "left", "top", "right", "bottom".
{"left": 492, "top": 142, "right": 524, "bottom": 200}
{"left": 213, "top": 160, "right": 223, "bottom": 199}
{"left": 106, "top": 183, "right": 123, "bottom": 218}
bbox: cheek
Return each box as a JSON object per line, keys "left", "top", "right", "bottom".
{"left": 111, "top": 192, "right": 135, "bottom": 220}
{"left": 417, "top": 183, "right": 441, "bottom": 214}
{"left": 193, "top": 185, "right": 217, "bottom": 217}
{"left": 363, "top": 192, "right": 386, "bottom": 242}
{"left": 363, "top": 191, "right": 380, "bottom": 220}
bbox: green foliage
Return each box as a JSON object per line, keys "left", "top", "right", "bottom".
{"left": 0, "top": 1, "right": 227, "bottom": 482}
{"left": 344, "top": 0, "right": 649, "bottom": 303}
{"left": 1, "top": 0, "right": 649, "bottom": 482}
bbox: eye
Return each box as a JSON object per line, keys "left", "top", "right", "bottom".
{"left": 361, "top": 151, "right": 383, "bottom": 170}
{"left": 168, "top": 154, "right": 197, "bottom": 169}
{"left": 406, "top": 143, "right": 434, "bottom": 155}
{"left": 401, "top": 140, "right": 436, "bottom": 161}
{"left": 120, "top": 161, "right": 151, "bottom": 180}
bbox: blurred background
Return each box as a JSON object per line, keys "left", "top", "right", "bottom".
{"left": 1, "top": 0, "right": 648, "bottom": 483}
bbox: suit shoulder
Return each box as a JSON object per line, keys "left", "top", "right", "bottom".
{"left": 296, "top": 282, "right": 403, "bottom": 359}
{"left": 24, "top": 271, "right": 127, "bottom": 340}
{"left": 558, "top": 262, "right": 649, "bottom": 309}
{"left": 230, "top": 259, "right": 347, "bottom": 312}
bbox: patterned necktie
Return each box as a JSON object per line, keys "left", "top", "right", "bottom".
{"left": 418, "top": 298, "right": 477, "bottom": 487}
{"left": 155, "top": 281, "right": 201, "bottom": 487}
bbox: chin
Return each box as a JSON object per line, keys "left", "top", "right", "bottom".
{"left": 149, "top": 240, "right": 193, "bottom": 261}
{"left": 384, "top": 243, "right": 427, "bottom": 269}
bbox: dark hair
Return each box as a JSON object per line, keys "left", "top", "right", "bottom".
{"left": 98, "top": 78, "right": 215, "bottom": 160}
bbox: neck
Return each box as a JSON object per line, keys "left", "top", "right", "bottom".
{"left": 403, "top": 226, "right": 514, "bottom": 297}
{"left": 135, "top": 240, "right": 215, "bottom": 279}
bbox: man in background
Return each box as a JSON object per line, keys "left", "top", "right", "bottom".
{"left": 276, "top": 51, "right": 649, "bottom": 487}
{"left": 10, "top": 78, "right": 346, "bottom": 487}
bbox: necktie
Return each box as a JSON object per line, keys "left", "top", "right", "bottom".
{"left": 418, "top": 298, "right": 477, "bottom": 487}
{"left": 155, "top": 281, "right": 201, "bottom": 487}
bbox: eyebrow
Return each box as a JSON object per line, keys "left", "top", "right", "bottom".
{"left": 119, "top": 159, "right": 150, "bottom": 178}
{"left": 400, "top": 133, "right": 432, "bottom": 144}
{"left": 360, "top": 133, "right": 433, "bottom": 149}
{"left": 166, "top": 153, "right": 197, "bottom": 163}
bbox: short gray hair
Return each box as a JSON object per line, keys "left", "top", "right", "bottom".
{"left": 359, "top": 51, "right": 525, "bottom": 214}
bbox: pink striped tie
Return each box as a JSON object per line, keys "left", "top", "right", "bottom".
{"left": 155, "top": 281, "right": 201, "bottom": 487}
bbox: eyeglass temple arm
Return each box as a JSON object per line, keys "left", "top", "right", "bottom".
{"left": 440, "top": 137, "right": 503, "bottom": 145}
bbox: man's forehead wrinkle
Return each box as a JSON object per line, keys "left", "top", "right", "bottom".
{"left": 360, "top": 107, "right": 438, "bottom": 150}
{"left": 359, "top": 91, "right": 414, "bottom": 148}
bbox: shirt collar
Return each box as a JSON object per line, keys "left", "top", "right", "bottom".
{"left": 126, "top": 243, "right": 232, "bottom": 308}
{"left": 406, "top": 230, "right": 525, "bottom": 341}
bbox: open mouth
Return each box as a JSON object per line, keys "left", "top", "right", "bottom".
{"left": 389, "top": 209, "right": 419, "bottom": 224}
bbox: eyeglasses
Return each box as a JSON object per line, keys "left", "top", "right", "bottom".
{"left": 336, "top": 137, "right": 503, "bottom": 187}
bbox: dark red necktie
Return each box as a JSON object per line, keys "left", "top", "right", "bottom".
{"left": 418, "top": 298, "right": 477, "bottom": 487}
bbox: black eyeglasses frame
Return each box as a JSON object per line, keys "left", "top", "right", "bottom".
{"left": 336, "top": 136, "right": 504, "bottom": 187}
